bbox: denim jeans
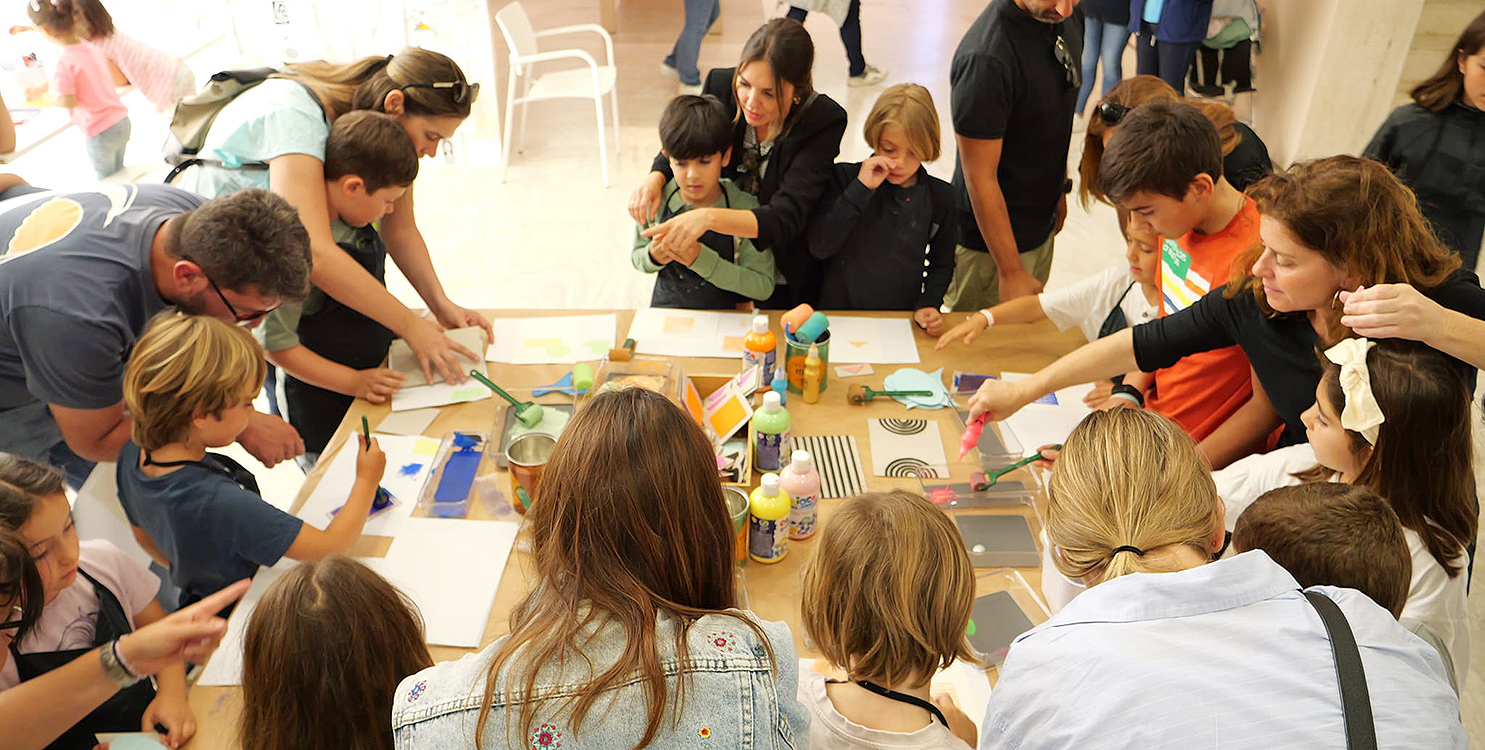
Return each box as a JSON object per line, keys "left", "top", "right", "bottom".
{"left": 1135, "top": 26, "right": 1198, "bottom": 95}
{"left": 787, "top": 1, "right": 866, "bottom": 76}
{"left": 85, "top": 116, "right": 130, "bottom": 179}
{"left": 663, "top": 0, "right": 720, "bottom": 86}
{"left": 1077, "top": 17, "right": 1130, "bottom": 113}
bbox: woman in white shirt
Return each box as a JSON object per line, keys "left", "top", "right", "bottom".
{"left": 983, "top": 407, "right": 1463, "bottom": 749}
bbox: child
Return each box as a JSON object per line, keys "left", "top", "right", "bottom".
{"left": 0, "top": 453, "right": 196, "bottom": 748}
{"left": 1212, "top": 338, "right": 1474, "bottom": 683}
{"left": 809, "top": 83, "right": 955, "bottom": 334}
{"left": 16, "top": 0, "right": 195, "bottom": 112}
{"left": 240, "top": 557, "right": 432, "bottom": 750}
{"left": 23, "top": 0, "right": 129, "bottom": 178}
{"left": 392, "top": 386, "right": 805, "bottom": 747}
{"left": 1365, "top": 8, "right": 1485, "bottom": 268}
{"left": 1232, "top": 482, "right": 1459, "bottom": 694}
{"left": 632, "top": 94, "right": 773, "bottom": 309}
{"left": 258, "top": 110, "right": 418, "bottom": 461}
{"left": 801, "top": 489, "right": 979, "bottom": 749}
{"left": 115, "top": 313, "right": 387, "bottom": 609}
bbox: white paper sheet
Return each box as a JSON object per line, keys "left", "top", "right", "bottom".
{"left": 998, "top": 372, "right": 1096, "bottom": 452}
{"left": 625, "top": 308, "right": 754, "bottom": 359}
{"left": 294, "top": 434, "right": 441, "bottom": 537}
{"left": 486, "top": 313, "right": 618, "bottom": 364}
{"left": 358, "top": 517, "right": 519, "bottom": 648}
{"left": 376, "top": 408, "right": 440, "bottom": 436}
{"left": 391, "top": 363, "right": 493, "bottom": 412}
{"left": 825, "top": 316, "right": 921, "bottom": 364}
{"left": 196, "top": 562, "right": 294, "bottom": 687}
{"left": 389, "top": 326, "right": 489, "bottom": 387}
{"left": 867, "top": 418, "right": 949, "bottom": 478}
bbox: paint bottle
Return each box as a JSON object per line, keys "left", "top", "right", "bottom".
{"left": 771, "top": 375, "right": 788, "bottom": 407}
{"left": 779, "top": 450, "right": 820, "bottom": 540}
{"left": 751, "top": 390, "right": 791, "bottom": 472}
{"left": 749, "top": 472, "right": 791, "bottom": 564}
{"left": 801, "top": 344, "right": 822, "bottom": 404}
{"left": 743, "top": 315, "right": 777, "bottom": 384}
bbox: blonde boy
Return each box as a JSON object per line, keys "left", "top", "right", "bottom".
{"left": 115, "top": 313, "right": 385, "bottom": 608}
{"left": 801, "top": 489, "right": 979, "bottom": 749}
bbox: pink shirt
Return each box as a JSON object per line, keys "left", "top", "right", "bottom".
{"left": 53, "top": 43, "right": 128, "bottom": 137}
{"left": 88, "top": 32, "right": 194, "bottom": 112}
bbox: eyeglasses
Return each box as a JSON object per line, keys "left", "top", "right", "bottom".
{"left": 1096, "top": 101, "right": 1129, "bottom": 126}
{"left": 400, "top": 80, "right": 479, "bottom": 106}
{"left": 1054, "top": 33, "right": 1081, "bottom": 91}
{"left": 1, "top": 604, "right": 24, "bottom": 633}
{"left": 182, "top": 255, "right": 277, "bottom": 325}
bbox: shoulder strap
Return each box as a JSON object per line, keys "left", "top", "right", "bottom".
{"left": 1303, "top": 591, "right": 1378, "bottom": 750}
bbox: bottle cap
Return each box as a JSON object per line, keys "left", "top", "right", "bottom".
{"left": 761, "top": 473, "right": 780, "bottom": 495}
{"left": 790, "top": 450, "right": 813, "bottom": 471}
{"left": 752, "top": 315, "right": 769, "bottom": 335}
{"left": 762, "top": 390, "right": 781, "bottom": 411}
{"left": 806, "top": 344, "right": 819, "bottom": 359}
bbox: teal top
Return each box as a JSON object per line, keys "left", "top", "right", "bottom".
{"left": 180, "top": 79, "right": 331, "bottom": 198}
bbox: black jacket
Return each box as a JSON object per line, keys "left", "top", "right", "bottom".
{"left": 1365, "top": 101, "right": 1485, "bottom": 266}
{"left": 650, "top": 67, "right": 847, "bottom": 306}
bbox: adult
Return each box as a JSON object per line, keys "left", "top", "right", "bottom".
{"left": 1078, "top": 74, "right": 1270, "bottom": 209}
{"left": 393, "top": 387, "right": 805, "bottom": 747}
{"left": 785, "top": 0, "right": 889, "bottom": 87}
{"left": 981, "top": 408, "right": 1464, "bottom": 748}
{"left": 1129, "top": 0, "right": 1211, "bottom": 94}
{"left": 660, "top": 0, "right": 720, "bottom": 94}
{"left": 1365, "top": 8, "right": 1485, "bottom": 270}
{"left": 969, "top": 156, "right": 1485, "bottom": 448}
{"left": 179, "top": 48, "right": 490, "bottom": 386}
{"left": 631, "top": 18, "right": 848, "bottom": 308}
{"left": 1076, "top": 0, "right": 1130, "bottom": 115}
{"left": 0, "top": 527, "right": 247, "bottom": 750}
{"left": 945, "top": 0, "right": 1083, "bottom": 309}
{"left": 0, "top": 184, "right": 312, "bottom": 485}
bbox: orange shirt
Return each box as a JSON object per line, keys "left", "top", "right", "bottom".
{"left": 1146, "top": 197, "right": 1258, "bottom": 442}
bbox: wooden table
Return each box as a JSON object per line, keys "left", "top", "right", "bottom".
{"left": 184, "top": 309, "right": 1087, "bottom": 748}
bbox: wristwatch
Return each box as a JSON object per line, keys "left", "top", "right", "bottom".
{"left": 1109, "top": 383, "right": 1144, "bottom": 407}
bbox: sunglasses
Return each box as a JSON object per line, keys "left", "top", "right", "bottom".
{"left": 1, "top": 604, "right": 23, "bottom": 633}
{"left": 400, "top": 80, "right": 480, "bottom": 106}
{"left": 1096, "top": 101, "right": 1129, "bottom": 126}
{"left": 182, "top": 255, "right": 278, "bottom": 325}
{"left": 1054, "top": 33, "right": 1082, "bottom": 91}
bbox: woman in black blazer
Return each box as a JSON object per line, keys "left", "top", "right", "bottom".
{"left": 629, "top": 18, "right": 848, "bottom": 307}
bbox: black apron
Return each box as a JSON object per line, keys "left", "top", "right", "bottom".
{"left": 10, "top": 569, "right": 156, "bottom": 750}
{"left": 649, "top": 186, "right": 749, "bottom": 309}
{"left": 282, "top": 226, "right": 395, "bottom": 456}
{"left": 1098, "top": 282, "right": 1138, "bottom": 387}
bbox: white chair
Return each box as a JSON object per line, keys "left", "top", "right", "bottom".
{"left": 495, "top": 1, "right": 621, "bottom": 187}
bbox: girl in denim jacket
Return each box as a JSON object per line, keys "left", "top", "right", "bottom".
{"left": 392, "top": 386, "right": 808, "bottom": 750}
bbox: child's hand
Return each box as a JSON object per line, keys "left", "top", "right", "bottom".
{"left": 913, "top": 307, "right": 944, "bottom": 336}
{"left": 355, "top": 435, "right": 386, "bottom": 481}
{"left": 141, "top": 693, "right": 195, "bottom": 748}
{"left": 935, "top": 312, "right": 990, "bottom": 350}
{"left": 857, "top": 155, "right": 897, "bottom": 190}
{"left": 1082, "top": 380, "right": 1116, "bottom": 410}
{"left": 669, "top": 240, "right": 703, "bottom": 267}
{"left": 1031, "top": 443, "right": 1061, "bottom": 470}
{"left": 354, "top": 367, "right": 406, "bottom": 404}
{"left": 931, "top": 694, "right": 979, "bottom": 747}
{"left": 648, "top": 243, "right": 672, "bottom": 266}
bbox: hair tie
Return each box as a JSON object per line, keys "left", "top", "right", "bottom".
{"left": 1111, "top": 545, "right": 1144, "bottom": 557}
{"left": 1324, "top": 338, "right": 1383, "bottom": 445}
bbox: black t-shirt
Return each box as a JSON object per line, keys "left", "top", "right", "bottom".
{"left": 1224, "top": 121, "right": 1273, "bottom": 193}
{"left": 1131, "top": 272, "right": 1485, "bottom": 444}
{"left": 950, "top": 0, "right": 1082, "bottom": 254}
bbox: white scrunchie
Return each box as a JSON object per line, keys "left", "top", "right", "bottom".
{"left": 1324, "top": 338, "right": 1383, "bottom": 445}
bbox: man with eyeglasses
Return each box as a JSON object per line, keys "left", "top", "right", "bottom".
{"left": 0, "top": 183, "right": 312, "bottom": 486}
{"left": 946, "top": 0, "right": 1083, "bottom": 310}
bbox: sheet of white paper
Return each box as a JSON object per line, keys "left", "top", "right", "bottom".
{"left": 391, "top": 363, "right": 493, "bottom": 412}
{"left": 827, "top": 316, "right": 921, "bottom": 364}
{"left": 486, "top": 313, "right": 618, "bottom": 364}
{"left": 358, "top": 517, "right": 519, "bottom": 648}
{"left": 998, "top": 372, "right": 1095, "bottom": 451}
{"left": 196, "top": 562, "right": 294, "bottom": 686}
{"left": 390, "top": 326, "right": 488, "bottom": 387}
{"left": 625, "top": 308, "right": 754, "bottom": 359}
{"left": 867, "top": 418, "right": 948, "bottom": 478}
{"left": 377, "top": 408, "right": 440, "bottom": 436}
{"left": 295, "top": 434, "right": 440, "bottom": 537}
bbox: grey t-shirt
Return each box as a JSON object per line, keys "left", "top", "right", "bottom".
{"left": 0, "top": 183, "right": 205, "bottom": 459}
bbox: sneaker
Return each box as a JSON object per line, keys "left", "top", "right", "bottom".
{"left": 660, "top": 61, "right": 680, "bottom": 81}
{"left": 848, "top": 64, "right": 888, "bottom": 87}
{"left": 679, "top": 82, "right": 703, "bottom": 95}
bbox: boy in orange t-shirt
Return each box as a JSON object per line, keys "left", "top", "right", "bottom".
{"left": 1097, "top": 99, "right": 1266, "bottom": 467}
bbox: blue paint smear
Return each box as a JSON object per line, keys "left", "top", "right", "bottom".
{"left": 398, "top": 462, "right": 423, "bottom": 477}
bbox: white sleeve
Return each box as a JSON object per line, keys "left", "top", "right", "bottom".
{"left": 1212, "top": 443, "right": 1318, "bottom": 531}
{"left": 1039, "top": 265, "right": 1129, "bottom": 336}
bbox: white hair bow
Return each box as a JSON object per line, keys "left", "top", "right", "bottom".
{"left": 1323, "top": 338, "right": 1383, "bottom": 445}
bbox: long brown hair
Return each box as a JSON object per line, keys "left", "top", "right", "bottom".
{"left": 1410, "top": 8, "right": 1485, "bottom": 112}
{"left": 0, "top": 526, "right": 43, "bottom": 641}
{"left": 477, "top": 386, "right": 767, "bottom": 749}
{"left": 278, "top": 47, "right": 473, "bottom": 120}
{"left": 733, "top": 18, "right": 815, "bottom": 137}
{"left": 239, "top": 557, "right": 432, "bottom": 750}
{"left": 1079, "top": 75, "right": 1240, "bottom": 208}
{"left": 1296, "top": 341, "right": 1475, "bottom": 578}
{"left": 1229, "top": 155, "right": 1461, "bottom": 342}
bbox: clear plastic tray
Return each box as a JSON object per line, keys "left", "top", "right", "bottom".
{"left": 416, "top": 431, "right": 493, "bottom": 518}
{"left": 583, "top": 355, "right": 677, "bottom": 403}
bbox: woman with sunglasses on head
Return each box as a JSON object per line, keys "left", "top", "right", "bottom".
{"left": 630, "top": 18, "right": 847, "bottom": 308}
{"left": 178, "top": 48, "right": 491, "bottom": 389}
